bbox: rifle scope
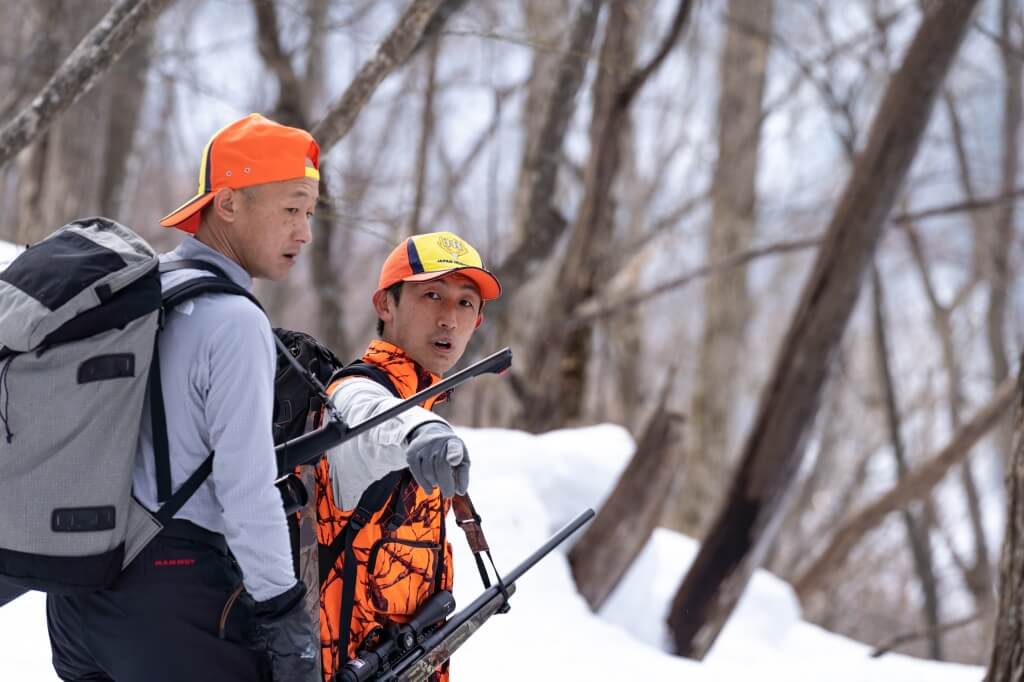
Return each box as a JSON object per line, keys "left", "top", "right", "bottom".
{"left": 338, "top": 590, "right": 456, "bottom": 682}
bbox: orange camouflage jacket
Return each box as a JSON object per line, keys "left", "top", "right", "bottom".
{"left": 316, "top": 340, "right": 453, "bottom": 682}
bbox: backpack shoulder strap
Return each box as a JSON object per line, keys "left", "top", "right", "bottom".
{"left": 328, "top": 361, "right": 401, "bottom": 398}
{"left": 159, "top": 259, "right": 263, "bottom": 312}
{"left": 318, "top": 469, "right": 404, "bottom": 660}
{"left": 150, "top": 260, "right": 264, "bottom": 504}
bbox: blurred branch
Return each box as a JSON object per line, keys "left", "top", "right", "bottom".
{"left": 618, "top": 0, "right": 694, "bottom": 105}
{"left": 425, "top": 82, "right": 519, "bottom": 228}
{"left": 870, "top": 262, "right": 943, "bottom": 659}
{"left": 411, "top": 0, "right": 470, "bottom": 55}
{"left": 0, "top": 0, "right": 172, "bottom": 170}
{"left": 251, "top": 0, "right": 305, "bottom": 125}
{"left": 407, "top": 37, "right": 441, "bottom": 236}
{"left": 794, "top": 376, "right": 1016, "bottom": 600}
{"left": 870, "top": 613, "right": 979, "bottom": 658}
{"left": 973, "top": 20, "right": 1024, "bottom": 61}
{"left": 572, "top": 236, "right": 820, "bottom": 326}
{"left": 891, "top": 188, "right": 1024, "bottom": 224}
{"left": 312, "top": 0, "right": 464, "bottom": 154}
{"left": 490, "top": 0, "right": 603, "bottom": 292}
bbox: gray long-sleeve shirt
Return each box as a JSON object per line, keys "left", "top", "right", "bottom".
{"left": 326, "top": 378, "right": 447, "bottom": 510}
{"left": 132, "top": 237, "right": 295, "bottom": 602}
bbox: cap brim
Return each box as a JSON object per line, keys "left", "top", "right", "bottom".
{"left": 159, "top": 192, "right": 216, "bottom": 233}
{"left": 400, "top": 267, "right": 502, "bottom": 300}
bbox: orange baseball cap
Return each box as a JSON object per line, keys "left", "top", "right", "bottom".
{"left": 378, "top": 231, "right": 501, "bottom": 301}
{"left": 160, "top": 113, "right": 320, "bottom": 233}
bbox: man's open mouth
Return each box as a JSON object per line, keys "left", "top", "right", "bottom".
{"left": 433, "top": 340, "right": 452, "bottom": 351}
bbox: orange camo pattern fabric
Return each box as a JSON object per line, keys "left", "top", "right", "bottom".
{"left": 316, "top": 341, "right": 453, "bottom": 682}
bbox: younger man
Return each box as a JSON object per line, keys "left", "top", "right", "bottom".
{"left": 315, "top": 231, "right": 501, "bottom": 682}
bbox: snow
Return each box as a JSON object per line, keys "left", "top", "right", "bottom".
{"left": 0, "top": 424, "right": 984, "bottom": 681}
{"left": 0, "top": 241, "right": 22, "bottom": 270}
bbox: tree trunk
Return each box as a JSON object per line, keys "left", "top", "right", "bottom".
{"left": 988, "top": 0, "right": 1023, "bottom": 474}
{"left": 477, "top": 0, "right": 603, "bottom": 349}
{"left": 932, "top": 92, "right": 1001, "bottom": 634}
{"left": 98, "top": 25, "right": 153, "bottom": 218}
{"left": 519, "top": 0, "right": 693, "bottom": 431}
{"left": 871, "top": 263, "right": 943, "bottom": 659}
{"left": 509, "top": 0, "right": 571, "bottom": 242}
{"left": 665, "top": 1, "right": 981, "bottom": 659}
{"left": 985, "top": 356, "right": 1024, "bottom": 682}
{"left": 569, "top": 386, "right": 685, "bottom": 610}
{"left": 671, "top": 0, "right": 773, "bottom": 538}
{"left": 407, "top": 36, "right": 441, "bottom": 237}
{"left": 519, "top": 0, "right": 636, "bottom": 429}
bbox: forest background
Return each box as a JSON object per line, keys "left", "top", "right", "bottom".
{"left": 1, "top": 0, "right": 1023, "bottom": 673}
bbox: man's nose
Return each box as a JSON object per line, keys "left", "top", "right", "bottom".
{"left": 438, "top": 307, "right": 457, "bottom": 329}
{"left": 297, "top": 217, "right": 313, "bottom": 245}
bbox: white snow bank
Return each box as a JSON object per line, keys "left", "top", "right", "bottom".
{"left": 0, "top": 423, "right": 984, "bottom": 681}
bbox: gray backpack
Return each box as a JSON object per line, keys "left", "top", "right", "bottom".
{"left": 0, "top": 217, "right": 254, "bottom": 594}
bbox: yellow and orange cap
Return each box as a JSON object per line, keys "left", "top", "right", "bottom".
{"left": 377, "top": 231, "right": 501, "bottom": 301}
{"left": 160, "top": 113, "right": 320, "bottom": 233}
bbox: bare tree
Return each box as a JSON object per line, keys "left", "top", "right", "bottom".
{"left": 97, "top": 31, "right": 153, "bottom": 219}
{"left": 569, "top": 373, "right": 685, "bottom": 610}
{"left": 312, "top": 0, "right": 452, "bottom": 153}
{"left": 485, "top": 0, "right": 604, "bottom": 314}
{"left": 870, "top": 262, "right": 943, "bottom": 659}
{"left": 986, "top": 358, "right": 1024, "bottom": 681}
{"left": 0, "top": 0, "right": 171, "bottom": 173}
{"left": 986, "top": 0, "right": 1023, "bottom": 468}
{"left": 509, "top": 0, "right": 572, "bottom": 242}
{"left": 794, "top": 376, "right": 1015, "bottom": 600}
{"left": 12, "top": 1, "right": 164, "bottom": 244}
{"left": 665, "top": 1, "right": 981, "bottom": 659}
{"left": 407, "top": 36, "right": 441, "bottom": 237}
{"left": 518, "top": 0, "right": 694, "bottom": 430}
{"left": 671, "top": 0, "right": 774, "bottom": 538}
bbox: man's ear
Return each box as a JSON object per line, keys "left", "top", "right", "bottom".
{"left": 210, "top": 188, "right": 240, "bottom": 223}
{"left": 372, "top": 289, "right": 395, "bottom": 322}
{"left": 474, "top": 314, "right": 483, "bottom": 330}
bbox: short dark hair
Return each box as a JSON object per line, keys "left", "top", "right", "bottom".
{"left": 376, "top": 282, "right": 404, "bottom": 336}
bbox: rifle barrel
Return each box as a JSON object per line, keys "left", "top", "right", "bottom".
{"left": 277, "top": 347, "right": 512, "bottom": 471}
{"left": 387, "top": 508, "right": 596, "bottom": 681}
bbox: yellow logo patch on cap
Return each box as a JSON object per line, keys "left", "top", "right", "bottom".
{"left": 437, "top": 235, "right": 468, "bottom": 259}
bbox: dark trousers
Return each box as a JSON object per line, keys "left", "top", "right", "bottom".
{"left": 47, "top": 522, "right": 271, "bottom": 682}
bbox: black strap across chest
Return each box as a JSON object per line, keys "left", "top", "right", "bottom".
{"left": 149, "top": 259, "right": 264, "bottom": 522}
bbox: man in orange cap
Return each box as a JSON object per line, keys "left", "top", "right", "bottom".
{"left": 313, "top": 231, "right": 501, "bottom": 682}
{"left": 47, "top": 114, "right": 320, "bottom": 682}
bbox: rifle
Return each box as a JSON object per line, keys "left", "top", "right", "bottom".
{"left": 273, "top": 347, "right": 512, "bottom": 511}
{"left": 336, "top": 508, "right": 596, "bottom": 682}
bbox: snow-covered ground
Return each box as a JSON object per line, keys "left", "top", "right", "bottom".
{"left": 0, "top": 240, "right": 22, "bottom": 269}
{"left": 0, "top": 424, "right": 984, "bottom": 681}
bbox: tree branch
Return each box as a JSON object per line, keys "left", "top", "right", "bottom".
{"left": 311, "top": 0, "right": 454, "bottom": 154}
{"left": 891, "top": 187, "right": 1024, "bottom": 224}
{"left": 870, "top": 613, "right": 979, "bottom": 658}
{"left": 618, "top": 0, "right": 694, "bottom": 106}
{"left": 794, "top": 376, "right": 1016, "bottom": 599}
{"left": 0, "top": 0, "right": 172, "bottom": 170}
{"left": 572, "top": 237, "right": 821, "bottom": 326}
{"left": 251, "top": 0, "right": 305, "bottom": 125}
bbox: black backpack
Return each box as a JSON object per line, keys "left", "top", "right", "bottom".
{"left": 271, "top": 329, "right": 342, "bottom": 582}
{"left": 271, "top": 328, "right": 344, "bottom": 466}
